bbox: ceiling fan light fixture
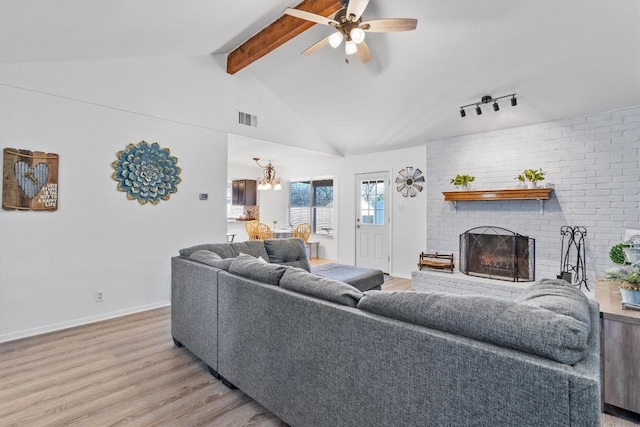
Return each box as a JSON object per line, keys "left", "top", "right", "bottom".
{"left": 350, "top": 27, "right": 365, "bottom": 44}
{"left": 345, "top": 40, "right": 357, "bottom": 55}
{"left": 328, "top": 31, "right": 344, "bottom": 48}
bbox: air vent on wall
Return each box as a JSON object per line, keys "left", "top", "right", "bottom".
{"left": 238, "top": 111, "right": 258, "bottom": 128}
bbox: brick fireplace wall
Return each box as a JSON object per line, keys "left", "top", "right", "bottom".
{"left": 426, "top": 106, "right": 640, "bottom": 285}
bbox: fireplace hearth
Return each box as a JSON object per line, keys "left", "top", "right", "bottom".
{"left": 459, "top": 226, "right": 535, "bottom": 282}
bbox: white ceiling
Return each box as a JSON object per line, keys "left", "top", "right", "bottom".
{"left": 2, "top": 0, "right": 639, "bottom": 159}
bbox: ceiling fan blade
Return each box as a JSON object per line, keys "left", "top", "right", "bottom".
{"left": 361, "top": 18, "right": 418, "bottom": 32}
{"left": 356, "top": 41, "right": 372, "bottom": 63}
{"left": 284, "top": 8, "right": 339, "bottom": 27}
{"left": 302, "top": 36, "right": 331, "bottom": 56}
{"left": 346, "top": 0, "right": 369, "bottom": 21}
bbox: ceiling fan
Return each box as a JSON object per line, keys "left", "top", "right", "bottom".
{"left": 284, "top": 0, "right": 417, "bottom": 63}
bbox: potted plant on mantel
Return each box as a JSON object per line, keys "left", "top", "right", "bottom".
{"left": 516, "top": 168, "right": 545, "bottom": 189}
{"left": 450, "top": 174, "right": 475, "bottom": 191}
{"left": 605, "top": 266, "right": 640, "bottom": 308}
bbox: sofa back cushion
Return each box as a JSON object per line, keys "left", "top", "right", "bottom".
{"left": 280, "top": 267, "right": 363, "bottom": 307}
{"left": 188, "top": 250, "right": 234, "bottom": 271}
{"left": 179, "top": 240, "right": 269, "bottom": 261}
{"left": 515, "top": 279, "right": 590, "bottom": 323}
{"left": 357, "top": 283, "right": 591, "bottom": 365}
{"left": 263, "top": 238, "right": 312, "bottom": 271}
{"left": 229, "top": 254, "right": 288, "bottom": 286}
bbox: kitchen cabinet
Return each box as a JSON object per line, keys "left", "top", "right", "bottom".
{"left": 232, "top": 179, "right": 257, "bottom": 206}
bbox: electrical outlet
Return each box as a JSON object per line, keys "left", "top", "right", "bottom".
{"left": 96, "top": 291, "right": 104, "bottom": 303}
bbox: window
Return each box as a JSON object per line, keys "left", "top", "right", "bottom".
{"left": 360, "top": 179, "right": 385, "bottom": 225}
{"left": 289, "top": 179, "right": 334, "bottom": 235}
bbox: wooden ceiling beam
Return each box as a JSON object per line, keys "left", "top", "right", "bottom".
{"left": 226, "top": 0, "right": 342, "bottom": 75}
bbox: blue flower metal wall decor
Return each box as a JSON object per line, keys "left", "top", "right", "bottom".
{"left": 111, "top": 141, "right": 181, "bottom": 205}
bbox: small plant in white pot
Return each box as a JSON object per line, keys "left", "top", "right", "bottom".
{"left": 516, "top": 169, "right": 545, "bottom": 189}
{"left": 450, "top": 174, "right": 475, "bottom": 190}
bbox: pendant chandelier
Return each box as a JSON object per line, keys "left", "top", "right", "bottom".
{"left": 253, "top": 157, "right": 282, "bottom": 191}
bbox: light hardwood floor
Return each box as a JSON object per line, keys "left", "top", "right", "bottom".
{"left": 1, "top": 270, "right": 638, "bottom": 426}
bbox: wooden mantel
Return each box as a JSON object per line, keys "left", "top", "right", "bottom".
{"left": 442, "top": 188, "right": 552, "bottom": 213}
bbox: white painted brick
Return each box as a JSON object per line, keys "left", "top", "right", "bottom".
{"left": 426, "top": 106, "right": 640, "bottom": 282}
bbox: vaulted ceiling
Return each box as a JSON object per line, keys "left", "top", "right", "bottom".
{"left": 2, "top": 0, "right": 639, "bottom": 157}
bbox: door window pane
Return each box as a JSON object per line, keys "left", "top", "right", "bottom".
{"left": 360, "top": 180, "right": 385, "bottom": 225}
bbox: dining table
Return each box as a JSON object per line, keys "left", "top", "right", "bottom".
{"left": 272, "top": 229, "right": 294, "bottom": 239}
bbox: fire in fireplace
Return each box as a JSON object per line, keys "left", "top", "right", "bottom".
{"left": 459, "top": 226, "right": 535, "bottom": 282}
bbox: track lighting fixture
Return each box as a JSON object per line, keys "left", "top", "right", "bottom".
{"left": 459, "top": 93, "right": 517, "bottom": 118}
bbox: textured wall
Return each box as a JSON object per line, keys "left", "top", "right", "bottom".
{"left": 426, "top": 106, "right": 640, "bottom": 286}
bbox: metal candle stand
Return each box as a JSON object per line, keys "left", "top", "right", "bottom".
{"left": 558, "top": 226, "right": 588, "bottom": 290}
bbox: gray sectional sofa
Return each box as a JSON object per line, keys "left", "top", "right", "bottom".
{"left": 171, "top": 238, "right": 601, "bottom": 427}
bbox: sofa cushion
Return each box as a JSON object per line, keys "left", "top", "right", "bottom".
{"left": 229, "top": 254, "right": 288, "bottom": 286}
{"left": 357, "top": 286, "right": 590, "bottom": 365}
{"left": 263, "top": 238, "right": 312, "bottom": 272}
{"left": 280, "top": 267, "right": 363, "bottom": 307}
{"left": 515, "top": 278, "right": 590, "bottom": 324}
{"left": 188, "top": 250, "right": 234, "bottom": 271}
{"left": 179, "top": 240, "right": 270, "bottom": 261}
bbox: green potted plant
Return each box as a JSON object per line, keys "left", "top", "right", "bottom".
{"left": 515, "top": 168, "right": 545, "bottom": 189}
{"left": 450, "top": 174, "right": 475, "bottom": 190}
{"left": 605, "top": 266, "right": 640, "bottom": 306}
{"left": 609, "top": 243, "right": 631, "bottom": 265}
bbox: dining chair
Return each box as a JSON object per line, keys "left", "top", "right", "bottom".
{"left": 292, "top": 222, "right": 312, "bottom": 243}
{"left": 245, "top": 221, "right": 260, "bottom": 240}
{"left": 256, "top": 222, "right": 274, "bottom": 240}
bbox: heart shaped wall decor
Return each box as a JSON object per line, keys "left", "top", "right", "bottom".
{"left": 14, "top": 161, "right": 50, "bottom": 199}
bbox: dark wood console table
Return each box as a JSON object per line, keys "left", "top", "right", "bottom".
{"left": 595, "top": 279, "right": 640, "bottom": 414}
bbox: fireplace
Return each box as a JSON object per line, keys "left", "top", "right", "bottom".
{"left": 459, "top": 226, "right": 535, "bottom": 282}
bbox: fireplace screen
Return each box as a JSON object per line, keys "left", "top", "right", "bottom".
{"left": 459, "top": 226, "right": 535, "bottom": 282}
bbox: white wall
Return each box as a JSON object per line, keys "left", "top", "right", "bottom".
{"left": 0, "top": 55, "right": 329, "bottom": 342}
{"left": 426, "top": 106, "right": 640, "bottom": 286}
{"left": 0, "top": 84, "right": 227, "bottom": 342}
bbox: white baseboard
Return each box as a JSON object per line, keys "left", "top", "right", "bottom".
{"left": 0, "top": 301, "right": 170, "bottom": 344}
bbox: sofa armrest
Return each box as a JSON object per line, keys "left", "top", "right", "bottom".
{"left": 171, "top": 256, "right": 220, "bottom": 373}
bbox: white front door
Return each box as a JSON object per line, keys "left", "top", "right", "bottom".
{"left": 355, "top": 172, "right": 390, "bottom": 273}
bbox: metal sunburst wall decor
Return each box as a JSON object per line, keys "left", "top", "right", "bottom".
{"left": 111, "top": 141, "right": 181, "bottom": 205}
{"left": 395, "top": 167, "right": 424, "bottom": 198}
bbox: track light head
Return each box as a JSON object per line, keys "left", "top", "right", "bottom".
{"left": 475, "top": 105, "right": 482, "bottom": 115}
{"left": 460, "top": 108, "right": 466, "bottom": 118}
{"left": 511, "top": 96, "right": 517, "bottom": 106}
{"left": 493, "top": 102, "right": 500, "bottom": 112}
